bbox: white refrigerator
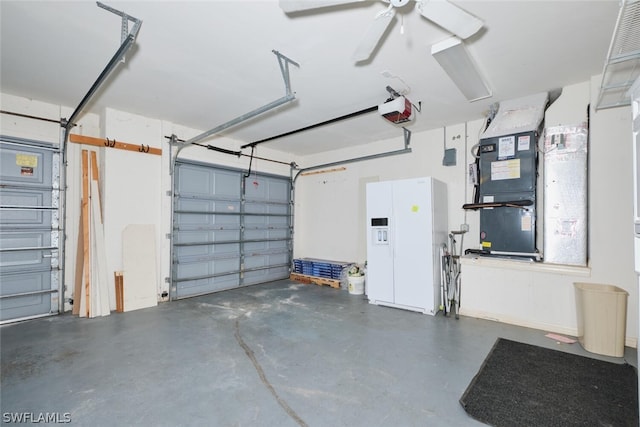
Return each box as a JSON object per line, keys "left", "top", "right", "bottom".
{"left": 366, "top": 177, "right": 448, "bottom": 315}
{"left": 630, "top": 76, "right": 640, "bottom": 406}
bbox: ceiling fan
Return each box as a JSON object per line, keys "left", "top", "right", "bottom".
{"left": 279, "top": 0, "right": 483, "bottom": 62}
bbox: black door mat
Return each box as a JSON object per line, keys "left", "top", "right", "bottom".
{"left": 460, "top": 338, "right": 638, "bottom": 426}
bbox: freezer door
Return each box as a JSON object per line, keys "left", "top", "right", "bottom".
{"left": 632, "top": 77, "right": 640, "bottom": 273}
{"left": 366, "top": 181, "right": 395, "bottom": 304}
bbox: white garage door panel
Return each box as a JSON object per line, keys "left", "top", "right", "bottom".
{"left": 172, "top": 161, "right": 292, "bottom": 299}
{"left": 0, "top": 271, "right": 52, "bottom": 319}
{"left": 244, "top": 266, "right": 290, "bottom": 285}
{"left": 0, "top": 137, "right": 60, "bottom": 323}
{"left": 177, "top": 274, "right": 240, "bottom": 297}
{"left": 0, "top": 231, "right": 51, "bottom": 271}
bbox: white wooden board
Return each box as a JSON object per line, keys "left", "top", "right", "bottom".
{"left": 91, "top": 179, "right": 111, "bottom": 317}
{"left": 122, "top": 224, "right": 158, "bottom": 312}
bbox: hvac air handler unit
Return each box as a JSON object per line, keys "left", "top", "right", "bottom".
{"left": 366, "top": 177, "right": 448, "bottom": 314}
{"left": 477, "top": 131, "right": 538, "bottom": 255}
{"left": 464, "top": 92, "right": 548, "bottom": 260}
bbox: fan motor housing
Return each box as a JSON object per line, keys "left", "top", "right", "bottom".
{"left": 390, "top": 0, "right": 410, "bottom": 7}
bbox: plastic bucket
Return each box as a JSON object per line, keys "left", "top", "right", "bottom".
{"left": 348, "top": 275, "right": 365, "bottom": 295}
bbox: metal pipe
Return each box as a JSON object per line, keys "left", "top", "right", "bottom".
{"left": 294, "top": 148, "right": 411, "bottom": 183}
{"left": 184, "top": 94, "right": 295, "bottom": 146}
{"left": 0, "top": 184, "right": 58, "bottom": 192}
{"left": 1, "top": 205, "right": 60, "bottom": 211}
{"left": 0, "top": 289, "right": 58, "bottom": 299}
{"left": 173, "top": 238, "right": 291, "bottom": 247}
{"left": 174, "top": 210, "right": 289, "bottom": 216}
{"left": 293, "top": 129, "right": 412, "bottom": 183}
{"left": 0, "top": 246, "right": 58, "bottom": 253}
{"left": 0, "top": 110, "right": 64, "bottom": 125}
{"left": 241, "top": 105, "right": 378, "bottom": 149}
{"left": 166, "top": 136, "right": 291, "bottom": 166}
{"left": 65, "top": 34, "right": 136, "bottom": 130}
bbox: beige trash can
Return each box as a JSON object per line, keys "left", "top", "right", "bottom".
{"left": 574, "top": 282, "right": 628, "bottom": 357}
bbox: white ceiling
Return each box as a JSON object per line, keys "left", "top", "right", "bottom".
{"left": 0, "top": 0, "right": 621, "bottom": 156}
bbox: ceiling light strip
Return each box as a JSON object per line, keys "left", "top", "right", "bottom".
{"left": 431, "top": 36, "right": 491, "bottom": 102}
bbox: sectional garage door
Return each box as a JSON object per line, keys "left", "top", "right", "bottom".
{"left": 0, "top": 137, "right": 61, "bottom": 323}
{"left": 172, "top": 160, "right": 292, "bottom": 299}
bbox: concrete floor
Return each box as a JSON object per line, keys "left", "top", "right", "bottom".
{"left": 1, "top": 280, "right": 637, "bottom": 426}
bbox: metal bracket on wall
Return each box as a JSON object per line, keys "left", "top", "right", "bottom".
{"left": 62, "top": 2, "right": 142, "bottom": 131}
{"left": 403, "top": 127, "right": 411, "bottom": 148}
{"left": 97, "top": 1, "right": 143, "bottom": 62}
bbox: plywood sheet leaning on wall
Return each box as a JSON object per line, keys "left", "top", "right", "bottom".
{"left": 122, "top": 224, "right": 158, "bottom": 312}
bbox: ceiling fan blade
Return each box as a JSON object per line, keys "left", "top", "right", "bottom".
{"left": 279, "top": 0, "right": 366, "bottom": 13}
{"left": 352, "top": 7, "right": 397, "bottom": 62}
{"left": 417, "top": 0, "right": 483, "bottom": 39}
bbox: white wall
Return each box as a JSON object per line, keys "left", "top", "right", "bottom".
{"left": 293, "top": 79, "right": 638, "bottom": 347}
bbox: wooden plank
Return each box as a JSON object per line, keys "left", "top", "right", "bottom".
{"left": 90, "top": 150, "right": 103, "bottom": 216}
{"left": 289, "top": 272, "right": 312, "bottom": 284}
{"left": 290, "top": 273, "right": 341, "bottom": 289}
{"left": 119, "top": 273, "right": 124, "bottom": 312}
{"left": 114, "top": 272, "right": 124, "bottom": 313}
{"left": 299, "top": 167, "right": 346, "bottom": 176}
{"left": 72, "top": 209, "right": 84, "bottom": 315}
{"left": 69, "top": 133, "right": 162, "bottom": 156}
{"left": 81, "top": 150, "right": 90, "bottom": 318}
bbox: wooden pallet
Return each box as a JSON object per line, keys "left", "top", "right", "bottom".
{"left": 290, "top": 273, "right": 341, "bottom": 289}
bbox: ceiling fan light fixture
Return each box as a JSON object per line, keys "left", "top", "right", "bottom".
{"left": 431, "top": 36, "right": 491, "bottom": 102}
